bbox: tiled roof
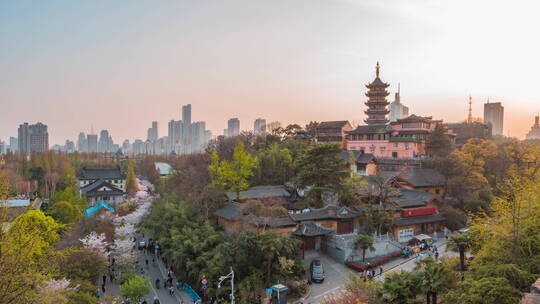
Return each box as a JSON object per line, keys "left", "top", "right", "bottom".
{"left": 214, "top": 202, "right": 242, "bottom": 220}
{"left": 226, "top": 185, "right": 290, "bottom": 201}
{"left": 393, "top": 213, "right": 446, "bottom": 226}
{"left": 79, "top": 167, "right": 125, "bottom": 180}
{"left": 397, "top": 168, "right": 446, "bottom": 187}
{"left": 244, "top": 214, "right": 296, "bottom": 228}
{"left": 391, "top": 188, "right": 439, "bottom": 208}
{"left": 340, "top": 151, "right": 375, "bottom": 164}
{"left": 81, "top": 179, "right": 124, "bottom": 195}
{"left": 291, "top": 221, "right": 334, "bottom": 237}
{"left": 317, "top": 121, "right": 350, "bottom": 129}
{"left": 520, "top": 294, "right": 540, "bottom": 304}
{"left": 346, "top": 125, "right": 388, "bottom": 135}
{"left": 289, "top": 206, "right": 361, "bottom": 222}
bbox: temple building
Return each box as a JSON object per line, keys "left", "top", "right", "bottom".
{"left": 526, "top": 115, "right": 540, "bottom": 140}
{"left": 77, "top": 167, "right": 126, "bottom": 205}
{"left": 345, "top": 62, "right": 450, "bottom": 158}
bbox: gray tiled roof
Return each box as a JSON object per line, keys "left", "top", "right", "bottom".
{"left": 340, "top": 151, "right": 375, "bottom": 164}
{"left": 391, "top": 188, "right": 439, "bottom": 208}
{"left": 346, "top": 125, "right": 388, "bottom": 134}
{"left": 79, "top": 167, "right": 125, "bottom": 180}
{"left": 291, "top": 221, "right": 334, "bottom": 237}
{"left": 244, "top": 214, "right": 296, "bottom": 228}
{"left": 81, "top": 179, "right": 124, "bottom": 195}
{"left": 289, "top": 206, "right": 361, "bottom": 222}
{"left": 317, "top": 121, "right": 350, "bottom": 129}
{"left": 226, "top": 185, "right": 290, "bottom": 201}
{"left": 397, "top": 168, "right": 445, "bottom": 187}
{"left": 393, "top": 213, "right": 446, "bottom": 226}
{"left": 214, "top": 202, "right": 242, "bottom": 220}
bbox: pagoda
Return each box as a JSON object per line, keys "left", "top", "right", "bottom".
{"left": 364, "top": 62, "right": 390, "bottom": 125}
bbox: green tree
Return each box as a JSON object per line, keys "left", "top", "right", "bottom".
{"left": 444, "top": 277, "right": 521, "bottom": 304}
{"left": 119, "top": 275, "right": 151, "bottom": 303}
{"left": 209, "top": 141, "right": 257, "bottom": 199}
{"left": 125, "top": 160, "right": 138, "bottom": 195}
{"left": 338, "top": 175, "right": 366, "bottom": 207}
{"left": 60, "top": 248, "right": 107, "bottom": 284}
{"left": 53, "top": 187, "right": 85, "bottom": 209}
{"left": 294, "top": 143, "right": 348, "bottom": 206}
{"left": 0, "top": 210, "right": 62, "bottom": 304}
{"left": 354, "top": 234, "right": 375, "bottom": 262}
{"left": 447, "top": 233, "right": 471, "bottom": 272}
{"left": 377, "top": 271, "right": 419, "bottom": 304}
{"left": 414, "top": 258, "right": 455, "bottom": 304}
{"left": 255, "top": 143, "right": 293, "bottom": 184}
{"left": 48, "top": 201, "right": 81, "bottom": 225}
{"left": 426, "top": 124, "right": 453, "bottom": 157}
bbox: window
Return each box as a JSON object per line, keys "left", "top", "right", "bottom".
{"left": 370, "top": 145, "right": 376, "bottom": 151}
{"left": 380, "top": 146, "right": 386, "bottom": 151}
{"left": 337, "top": 220, "right": 354, "bottom": 234}
{"left": 405, "top": 144, "right": 410, "bottom": 150}
{"left": 392, "top": 152, "right": 398, "bottom": 158}
{"left": 393, "top": 143, "right": 398, "bottom": 148}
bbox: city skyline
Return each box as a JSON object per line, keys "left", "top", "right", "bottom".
{"left": 2, "top": 0, "right": 540, "bottom": 144}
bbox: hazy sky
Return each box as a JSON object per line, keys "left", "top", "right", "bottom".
{"left": 2, "top": 0, "right": 540, "bottom": 145}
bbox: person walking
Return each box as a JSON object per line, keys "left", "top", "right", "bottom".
{"left": 145, "top": 259, "right": 149, "bottom": 268}
{"left": 101, "top": 283, "right": 106, "bottom": 293}
{"left": 103, "top": 275, "right": 107, "bottom": 285}
{"left": 169, "top": 285, "right": 175, "bottom": 296}
{"left": 379, "top": 266, "right": 383, "bottom": 276}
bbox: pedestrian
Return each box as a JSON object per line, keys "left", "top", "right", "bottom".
{"left": 145, "top": 259, "right": 149, "bottom": 267}
{"left": 103, "top": 275, "right": 107, "bottom": 285}
{"left": 372, "top": 269, "right": 376, "bottom": 278}
{"left": 379, "top": 266, "right": 383, "bottom": 276}
{"left": 169, "top": 285, "right": 175, "bottom": 296}
{"left": 435, "top": 251, "right": 439, "bottom": 260}
{"left": 101, "top": 284, "right": 106, "bottom": 293}
{"left": 95, "top": 289, "right": 101, "bottom": 298}
{"left": 110, "top": 271, "right": 114, "bottom": 282}
{"left": 175, "top": 280, "right": 181, "bottom": 290}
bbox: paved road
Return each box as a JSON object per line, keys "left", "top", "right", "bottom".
{"left": 135, "top": 235, "right": 193, "bottom": 304}
{"left": 304, "top": 239, "right": 458, "bottom": 303}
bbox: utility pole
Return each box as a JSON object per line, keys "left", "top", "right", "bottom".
{"left": 218, "top": 267, "right": 235, "bottom": 304}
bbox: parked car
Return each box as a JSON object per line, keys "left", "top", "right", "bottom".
{"left": 310, "top": 259, "right": 324, "bottom": 283}
{"left": 138, "top": 241, "right": 146, "bottom": 250}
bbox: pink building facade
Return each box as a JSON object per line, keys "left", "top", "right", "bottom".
{"left": 345, "top": 115, "right": 441, "bottom": 158}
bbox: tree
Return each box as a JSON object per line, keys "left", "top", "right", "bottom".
{"left": 0, "top": 210, "right": 62, "bottom": 304}
{"left": 125, "top": 160, "right": 138, "bottom": 195}
{"left": 338, "top": 175, "right": 366, "bottom": 207}
{"left": 48, "top": 201, "right": 81, "bottom": 225}
{"left": 60, "top": 248, "right": 107, "bottom": 284}
{"left": 355, "top": 234, "right": 375, "bottom": 262}
{"left": 414, "top": 258, "right": 455, "bottom": 304}
{"left": 255, "top": 143, "right": 293, "bottom": 185}
{"left": 447, "top": 233, "right": 470, "bottom": 272}
{"left": 209, "top": 142, "right": 257, "bottom": 199}
{"left": 295, "top": 143, "right": 348, "bottom": 206}
{"left": 377, "top": 271, "right": 419, "bottom": 304}
{"left": 119, "top": 274, "right": 151, "bottom": 303}
{"left": 426, "top": 124, "right": 453, "bottom": 157}
{"left": 443, "top": 277, "right": 521, "bottom": 304}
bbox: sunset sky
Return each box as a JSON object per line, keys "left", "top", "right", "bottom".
{"left": 2, "top": 0, "right": 540, "bottom": 145}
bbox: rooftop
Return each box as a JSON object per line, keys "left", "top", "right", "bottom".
{"left": 291, "top": 221, "right": 334, "bottom": 237}
{"left": 81, "top": 179, "right": 124, "bottom": 195}
{"left": 316, "top": 121, "right": 351, "bottom": 129}
{"left": 396, "top": 168, "right": 446, "bottom": 187}
{"left": 79, "top": 167, "right": 125, "bottom": 180}
{"left": 391, "top": 188, "right": 441, "bottom": 208}
{"left": 289, "top": 205, "right": 361, "bottom": 222}
{"left": 226, "top": 185, "right": 291, "bottom": 201}
{"left": 393, "top": 213, "right": 446, "bottom": 226}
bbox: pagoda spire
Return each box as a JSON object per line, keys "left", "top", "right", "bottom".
{"left": 467, "top": 95, "right": 473, "bottom": 123}
{"left": 376, "top": 61, "right": 380, "bottom": 78}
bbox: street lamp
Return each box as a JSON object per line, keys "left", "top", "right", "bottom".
{"left": 217, "top": 267, "right": 235, "bottom": 304}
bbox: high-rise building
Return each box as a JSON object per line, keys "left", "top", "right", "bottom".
{"left": 0, "top": 140, "right": 6, "bottom": 155}
{"left": 182, "top": 104, "right": 192, "bottom": 126}
{"left": 526, "top": 115, "right": 540, "bottom": 140}
{"left": 147, "top": 121, "right": 159, "bottom": 142}
{"left": 254, "top": 118, "right": 267, "bottom": 136}
{"left": 132, "top": 139, "right": 144, "bottom": 154}
{"left": 122, "top": 139, "right": 130, "bottom": 153}
{"left": 18, "top": 122, "right": 49, "bottom": 154}
{"left": 98, "top": 130, "right": 111, "bottom": 152}
{"left": 226, "top": 118, "right": 240, "bottom": 137}
{"left": 65, "top": 140, "right": 75, "bottom": 153}
{"left": 364, "top": 62, "right": 390, "bottom": 125}
{"left": 388, "top": 84, "right": 409, "bottom": 122}
{"left": 77, "top": 132, "right": 87, "bottom": 152}
{"left": 191, "top": 121, "right": 206, "bottom": 151}
{"left": 483, "top": 100, "right": 504, "bottom": 135}
{"left": 87, "top": 134, "right": 98, "bottom": 153}
{"left": 9, "top": 137, "right": 18, "bottom": 153}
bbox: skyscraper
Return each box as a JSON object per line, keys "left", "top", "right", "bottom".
{"left": 98, "top": 130, "right": 110, "bottom": 152}
{"left": 181, "top": 105, "right": 192, "bottom": 153}
{"left": 77, "top": 132, "right": 87, "bottom": 152}
{"left": 182, "top": 104, "right": 192, "bottom": 126}
{"left": 147, "top": 121, "right": 159, "bottom": 142}
{"left": 18, "top": 122, "right": 49, "bottom": 154}
{"left": 254, "top": 118, "right": 267, "bottom": 136}
{"left": 9, "top": 136, "right": 18, "bottom": 153}
{"left": 483, "top": 100, "right": 504, "bottom": 135}
{"left": 192, "top": 121, "right": 206, "bottom": 151}
{"left": 388, "top": 84, "right": 409, "bottom": 122}
{"left": 87, "top": 134, "right": 98, "bottom": 153}
{"left": 227, "top": 118, "right": 240, "bottom": 137}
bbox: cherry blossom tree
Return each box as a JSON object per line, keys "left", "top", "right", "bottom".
{"left": 80, "top": 232, "right": 110, "bottom": 259}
